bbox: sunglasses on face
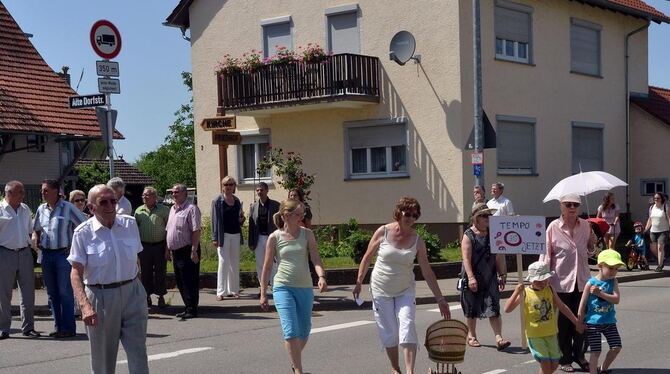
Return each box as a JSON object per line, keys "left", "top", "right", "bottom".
{"left": 223, "top": 183, "right": 235, "bottom": 187}
{"left": 98, "top": 198, "right": 118, "bottom": 207}
{"left": 562, "top": 202, "right": 581, "bottom": 208}
{"left": 402, "top": 211, "right": 420, "bottom": 219}
{"left": 74, "top": 198, "right": 86, "bottom": 203}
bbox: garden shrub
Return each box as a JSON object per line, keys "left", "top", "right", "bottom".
{"left": 415, "top": 224, "right": 443, "bottom": 263}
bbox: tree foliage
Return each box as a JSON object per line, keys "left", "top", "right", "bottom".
{"left": 75, "top": 161, "right": 110, "bottom": 194}
{"left": 136, "top": 72, "right": 196, "bottom": 193}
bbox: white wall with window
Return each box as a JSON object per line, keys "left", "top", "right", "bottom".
{"left": 325, "top": 4, "right": 360, "bottom": 54}
{"left": 344, "top": 118, "right": 408, "bottom": 179}
{"left": 496, "top": 115, "right": 536, "bottom": 175}
{"left": 572, "top": 122, "right": 603, "bottom": 173}
{"left": 570, "top": 18, "right": 601, "bottom": 76}
{"left": 26, "top": 134, "right": 46, "bottom": 152}
{"left": 237, "top": 131, "right": 271, "bottom": 184}
{"left": 261, "top": 16, "right": 292, "bottom": 58}
{"left": 641, "top": 179, "right": 666, "bottom": 196}
{"left": 494, "top": 0, "right": 532, "bottom": 63}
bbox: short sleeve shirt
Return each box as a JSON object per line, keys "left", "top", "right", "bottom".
{"left": 134, "top": 204, "right": 170, "bottom": 243}
{"left": 33, "top": 199, "right": 86, "bottom": 249}
{"left": 0, "top": 200, "right": 32, "bottom": 249}
{"left": 116, "top": 196, "right": 133, "bottom": 216}
{"left": 67, "top": 215, "right": 142, "bottom": 285}
{"left": 487, "top": 196, "right": 515, "bottom": 216}
{"left": 166, "top": 202, "right": 201, "bottom": 250}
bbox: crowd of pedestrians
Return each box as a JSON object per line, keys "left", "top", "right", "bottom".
{"left": 0, "top": 176, "right": 667, "bottom": 374}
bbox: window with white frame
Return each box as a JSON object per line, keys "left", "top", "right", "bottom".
{"left": 26, "top": 134, "right": 45, "bottom": 153}
{"left": 494, "top": 1, "right": 532, "bottom": 63}
{"left": 496, "top": 115, "right": 536, "bottom": 175}
{"left": 572, "top": 123, "right": 603, "bottom": 173}
{"left": 570, "top": 18, "right": 601, "bottom": 76}
{"left": 326, "top": 5, "right": 360, "bottom": 54}
{"left": 261, "top": 17, "right": 292, "bottom": 58}
{"left": 346, "top": 120, "right": 408, "bottom": 179}
{"left": 641, "top": 179, "right": 666, "bottom": 196}
{"left": 238, "top": 134, "right": 271, "bottom": 183}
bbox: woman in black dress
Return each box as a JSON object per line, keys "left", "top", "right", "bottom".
{"left": 460, "top": 203, "right": 511, "bottom": 350}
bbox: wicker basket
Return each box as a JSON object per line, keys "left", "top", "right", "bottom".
{"left": 424, "top": 319, "right": 468, "bottom": 364}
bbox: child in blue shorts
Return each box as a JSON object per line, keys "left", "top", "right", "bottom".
{"left": 578, "top": 249, "right": 624, "bottom": 374}
{"left": 625, "top": 221, "right": 649, "bottom": 270}
{"left": 505, "top": 261, "right": 584, "bottom": 374}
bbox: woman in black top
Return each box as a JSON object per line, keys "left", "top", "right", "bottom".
{"left": 211, "top": 176, "right": 245, "bottom": 300}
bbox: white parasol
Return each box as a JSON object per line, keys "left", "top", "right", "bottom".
{"left": 543, "top": 171, "right": 628, "bottom": 203}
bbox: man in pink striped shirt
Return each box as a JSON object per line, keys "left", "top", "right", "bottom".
{"left": 541, "top": 193, "right": 596, "bottom": 373}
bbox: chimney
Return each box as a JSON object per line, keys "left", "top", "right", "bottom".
{"left": 58, "top": 66, "right": 71, "bottom": 87}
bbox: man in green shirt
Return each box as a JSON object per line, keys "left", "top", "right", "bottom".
{"left": 134, "top": 186, "right": 171, "bottom": 308}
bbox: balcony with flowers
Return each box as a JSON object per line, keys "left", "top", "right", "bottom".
{"left": 215, "top": 44, "right": 380, "bottom": 116}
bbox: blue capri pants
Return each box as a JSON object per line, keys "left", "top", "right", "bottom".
{"left": 273, "top": 286, "right": 314, "bottom": 340}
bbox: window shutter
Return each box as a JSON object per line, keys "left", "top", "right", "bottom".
{"left": 495, "top": 6, "right": 530, "bottom": 43}
{"left": 263, "top": 22, "right": 291, "bottom": 57}
{"left": 348, "top": 125, "right": 405, "bottom": 148}
{"left": 571, "top": 24, "right": 599, "bottom": 75}
{"left": 328, "top": 12, "right": 359, "bottom": 54}
{"left": 572, "top": 127, "right": 603, "bottom": 173}
{"left": 497, "top": 122, "right": 534, "bottom": 171}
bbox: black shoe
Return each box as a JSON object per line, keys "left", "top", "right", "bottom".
{"left": 655, "top": 266, "right": 663, "bottom": 272}
{"left": 55, "top": 331, "right": 76, "bottom": 339}
{"left": 48, "top": 331, "right": 58, "bottom": 337}
{"left": 0, "top": 332, "right": 9, "bottom": 340}
{"left": 22, "top": 330, "right": 41, "bottom": 338}
{"left": 157, "top": 296, "right": 166, "bottom": 308}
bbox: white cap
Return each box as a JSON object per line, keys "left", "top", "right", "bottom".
{"left": 559, "top": 193, "right": 581, "bottom": 204}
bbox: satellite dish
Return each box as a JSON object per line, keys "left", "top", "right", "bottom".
{"left": 389, "top": 31, "right": 421, "bottom": 66}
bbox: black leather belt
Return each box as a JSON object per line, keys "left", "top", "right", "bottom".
{"left": 0, "top": 245, "right": 29, "bottom": 252}
{"left": 88, "top": 277, "right": 136, "bottom": 289}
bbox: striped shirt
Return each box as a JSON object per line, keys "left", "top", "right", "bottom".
{"left": 33, "top": 199, "right": 86, "bottom": 249}
{"left": 134, "top": 203, "right": 170, "bottom": 243}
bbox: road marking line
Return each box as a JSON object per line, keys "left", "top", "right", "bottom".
{"left": 427, "top": 305, "right": 462, "bottom": 312}
{"left": 482, "top": 370, "right": 507, "bottom": 374}
{"left": 522, "top": 360, "right": 535, "bottom": 364}
{"left": 310, "top": 320, "right": 375, "bottom": 334}
{"left": 117, "top": 347, "right": 213, "bottom": 364}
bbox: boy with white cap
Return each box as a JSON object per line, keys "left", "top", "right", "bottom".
{"left": 505, "top": 261, "right": 584, "bottom": 374}
{"left": 577, "top": 249, "right": 625, "bottom": 374}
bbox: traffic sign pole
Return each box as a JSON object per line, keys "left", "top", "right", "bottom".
{"left": 106, "top": 92, "right": 114, "bottom": 177}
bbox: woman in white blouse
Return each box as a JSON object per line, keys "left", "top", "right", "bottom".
{"left": 645, "top": 192, "right": 670, "bottom": 272}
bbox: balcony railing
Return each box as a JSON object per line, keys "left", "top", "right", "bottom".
{"left": 217, "top": 53, "right": 380, "bottom": 112}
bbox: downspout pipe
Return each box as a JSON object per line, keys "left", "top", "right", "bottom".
{"left": 625, "top": 20, "right": 650, "bottom": 217}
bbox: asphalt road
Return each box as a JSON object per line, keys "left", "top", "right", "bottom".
{"left": 1, "top": 277, "right": 669, "bottom": 374}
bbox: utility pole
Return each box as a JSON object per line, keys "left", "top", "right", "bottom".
{"left": 473, "top": 0, "right": 484, "bottom": 187}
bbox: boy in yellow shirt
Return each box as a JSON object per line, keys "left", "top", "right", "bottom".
{"left": 505, "top": 261, "right": 585, "bottom": 374}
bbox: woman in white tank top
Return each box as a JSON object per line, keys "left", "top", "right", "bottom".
{"left": 353, "top": 197, "right": 450, "bottom": 374}
{"left": 645, "top": 193, "right": 670, "bottom": 272}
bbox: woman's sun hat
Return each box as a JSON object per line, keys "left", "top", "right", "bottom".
{"left": 471, "top": 203, "right": 497, "bottom": 219}
{"left": 597, "top": 249, "right": 625, "bottom": 267}
{"left": 525, "top": 261, "right": 555, "bottom": 282}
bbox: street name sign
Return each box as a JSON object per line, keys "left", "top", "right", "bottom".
{"left": 96, "top": 60, "right": 119, "bottom": 77}
{"left": 69, "top": 94, "right": 106, "bottom": 109}
{"left": 98, "top": 78, "right": 121, "bottom": 94}
{"left": 212, "top": 131, "right": 242, "bottom": 145}
{"left": 90, "top": 20, "right": 122, "bottom": 60}
{"left": 201, "top": 116, "right": 236, "bottom": 131}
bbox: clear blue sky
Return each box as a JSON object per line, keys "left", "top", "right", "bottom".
{"left": 3, "top": 0, "right": 669, "bottom": 162}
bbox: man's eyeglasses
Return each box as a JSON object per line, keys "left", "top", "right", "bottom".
{"left": 98, "top": 198, "right": 118, "bottom": 207}
{"left": 171, "top": 190, "right": 184, "bottom": 195}
{"left": 402, "top": 211, "right": 420, "bottom": 219}
{"left": 74, "top": 198, "right": 86, "bottom": 203}
{"left": 562, "top": 202, "right": 581, "bottom": 208}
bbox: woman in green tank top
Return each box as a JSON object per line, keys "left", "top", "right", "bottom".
{"left": 259, "top": 199, "right": 327, "bottom": 374}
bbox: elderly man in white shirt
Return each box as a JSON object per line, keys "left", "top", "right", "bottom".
{"left": 0, "top": 181, "right": 40, "bottom": 339}
{"left": 107, "top": 177, "right": 132, "bottom": 215}
{"left": 487, "top": 182, "right": 515, "bottom": 217}
{"left": 69, "top": 184, "right": 148, "bottom": 373}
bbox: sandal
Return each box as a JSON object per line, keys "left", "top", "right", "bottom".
{"left": 576, "top": 359, "right": 590, "bottom": 372}
{"left": 216, "top": 295, "right": 224, "bottom": 301}
{"left": 599, "top": 368, "right": 611, "bottom": 374}
{"left": 496, "top": 338, "right": 511, "bottom": 351}
{"left": 467, "top": 336, "right": 481, "bottom": 347}
{"left": 559, "top": 365, "right": 575, "bottom": 372}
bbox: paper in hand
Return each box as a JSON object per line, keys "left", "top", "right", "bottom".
{"left": 355, "top": 296, "right": 364, "bottom": 306}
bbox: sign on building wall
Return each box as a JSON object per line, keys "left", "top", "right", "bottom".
{"left": 489, "top": 216, "right": 546, "bottom": 254}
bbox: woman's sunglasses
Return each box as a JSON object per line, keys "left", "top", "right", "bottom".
{"left": 402, "top": 211, "right": 420, "bottom": 219}
{"left": 74, "top": 198, "right": 86, "bottom": 203}
{"left": 562, "top": 202, "right": 581, "bottom": 208}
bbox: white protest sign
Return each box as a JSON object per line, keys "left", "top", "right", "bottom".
{"left": 489, "top": 216, "right": 546, "bottom": 254}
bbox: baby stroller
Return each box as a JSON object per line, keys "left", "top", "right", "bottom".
{"left": 587, "top": 217, "right": 608, "bottom": 264}
{"left": 424, "top": 319, "right": 468, "bottom": 374}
